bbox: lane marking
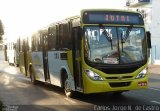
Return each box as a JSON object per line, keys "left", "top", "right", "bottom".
{"left": 151, "top": 101, "right": 160, "bottom": 105}
{"left": 64, "top": 97, "right": 76, "bottom": 104}
{"left": 149, "top": 87, "right": 160, "bottom": 92}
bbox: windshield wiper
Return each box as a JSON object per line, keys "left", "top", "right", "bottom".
{"left": 122, "top": 25, "right": 133, "bottom": 43}
{"left": 99, "top": 24, "right": 113, "bottom": 50}
{"left": 121, "top": 25, "right": 133, "bottom": 52}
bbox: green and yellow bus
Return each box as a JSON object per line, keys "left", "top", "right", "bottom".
{"left": 19, "top": 9, "right": 151, "bottom": 97}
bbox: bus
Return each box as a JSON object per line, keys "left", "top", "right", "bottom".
{"left": 6, "top": 41, "right": 19, "bottom": 66}
{"left": 19, "top": 9, "right": 151, "bottom": 97}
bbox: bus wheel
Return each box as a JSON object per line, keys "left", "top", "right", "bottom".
{"left": 29, "top": 67, "right": 36, "bottom": 85}
{"left": 64, "top": 79, "right": 74, "bottom": 98}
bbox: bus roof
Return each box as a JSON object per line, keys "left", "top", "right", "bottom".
{"left": 81, "top": 9, "right": 142, "bottom": 15}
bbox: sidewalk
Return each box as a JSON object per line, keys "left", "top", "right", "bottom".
{"left": 148, "top": 65, "right": 160, "bottom": 75}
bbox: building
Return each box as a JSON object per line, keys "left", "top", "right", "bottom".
{"left": 126, "top": 0, "right": 160, "bottom": 64}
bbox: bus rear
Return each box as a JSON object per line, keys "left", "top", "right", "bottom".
{"left": 81, "top": 9, "right": 151, "bottom": 94}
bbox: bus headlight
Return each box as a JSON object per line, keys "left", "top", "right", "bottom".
{"left": 84, "top": 69, "right": 103, "bottom": 81}
{"left": 136, "top": 68, "right": 147, "bottom": 79}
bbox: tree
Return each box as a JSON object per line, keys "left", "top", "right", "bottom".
{"left": 0, "top": 20, "right": 4, "bottom": 41}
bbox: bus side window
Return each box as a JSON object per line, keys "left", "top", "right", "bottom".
{"left": 59, "top": 24, "right": 63, "bottom": 50}
{"left": 48, "top": 26, "right": 56, "bottom": 50}
{"left": 73, "top": 26, "right": 81, "bottom": 50}
{"left": 56, "top": 25, "right": 60, "bottom": 50}
{"left": 58, "top": 22, "right": 72, "bottom": 50}
{"left": 32, "top": 34, "right": 37, "bottom": 51}
{"left": 38, "top": 33, "right": 42, "bottom": 51}
{"left": 35, "top": 34, "right": 39, "bottom": 51}
{"left": 62, "top": 23, "right": 71, "bottom": 49}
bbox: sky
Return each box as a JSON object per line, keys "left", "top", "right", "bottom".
{"left": 0, "top": 0, "right": 126, "bottom": 41}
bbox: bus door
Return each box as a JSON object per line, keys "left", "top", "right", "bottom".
{"left": 72, "top": 27, "right": 83, "bottom": 91}
{"left": 42, "top": 34, "right": 50, "bottom": 83}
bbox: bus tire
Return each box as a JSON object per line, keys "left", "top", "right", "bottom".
{"left": 61, "top": 70, "right": 74, "bottom": 98}
{"left": 64, "top": 78, "right": 74, "bottom": 98}
{"left": 29, "top": 66, "right": 36, "bottom": 85}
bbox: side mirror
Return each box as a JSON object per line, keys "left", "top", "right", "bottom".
{"left": 146, "top": 31, "right": 151, "bottom": 48}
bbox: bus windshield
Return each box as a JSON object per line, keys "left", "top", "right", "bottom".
{"left": 84, "top": 26, "right": 147, "bottom": 64}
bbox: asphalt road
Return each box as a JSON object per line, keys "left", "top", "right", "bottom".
{"left": 0, "top": 51, "right": 160, "bottom": 111}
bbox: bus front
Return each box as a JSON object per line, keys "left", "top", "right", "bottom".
{"left": 81, "top": 10, "right": 150, "bottom": 94}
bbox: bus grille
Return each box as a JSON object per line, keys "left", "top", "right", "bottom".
{"left": 99, "top": 67, "right": 137, "bottom": 74}
{"left": 109, "top": 82, "right": 131, "bottom": 87}
{"left": 106, "top": 76, "right": 133, "bottom": 80}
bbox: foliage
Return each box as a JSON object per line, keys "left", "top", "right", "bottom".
{"left": 0, "top": 20, "right": 4, "bottom": 41}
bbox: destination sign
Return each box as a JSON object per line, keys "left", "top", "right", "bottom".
{"left": 82, "top": 11, "right": 144, "bottom": 25}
